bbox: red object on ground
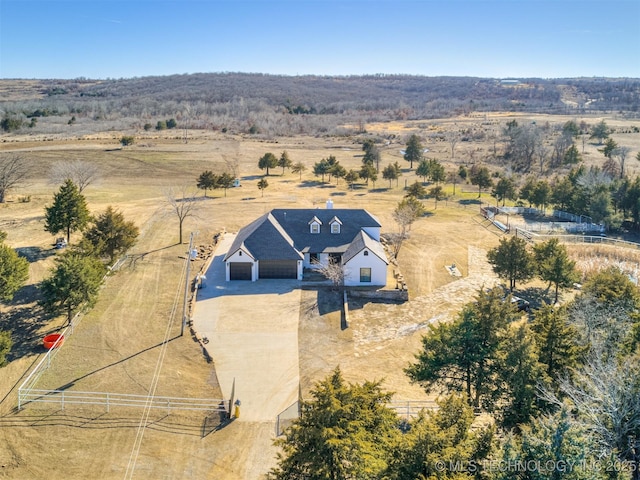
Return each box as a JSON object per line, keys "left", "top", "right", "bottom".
{"left": 43, "top": 333, "right": 64, "bottom": 349}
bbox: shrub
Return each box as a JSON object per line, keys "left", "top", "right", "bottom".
{"left": 0, "top": 331, "right": 12, "bottom": 367}
{"left": 1, "top": 116, "right": 24, "bottom": 132}
{"left": 120, "top": 135, "right": 135, "bottom": 146}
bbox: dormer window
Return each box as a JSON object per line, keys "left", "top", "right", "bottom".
{"left": 329, "top": 216, "right": 342, "bottom": 234}
{"left": 308, "top": 216, "right": 322, "bottom": 234}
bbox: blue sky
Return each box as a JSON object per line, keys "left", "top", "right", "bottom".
{"left": 1, "top": 0, "right": 639, "bottom": 79}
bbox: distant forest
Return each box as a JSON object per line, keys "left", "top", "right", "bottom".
{"left": 1, "top": 73, "right": 639, "bottom": 136}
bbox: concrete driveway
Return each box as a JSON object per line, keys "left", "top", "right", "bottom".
{"left": 192, "top": 234, "right": 301, "bottom": 422}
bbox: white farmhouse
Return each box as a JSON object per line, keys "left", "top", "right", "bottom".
{"left": 224, "top": 205, "right": 388, "bottom": 286}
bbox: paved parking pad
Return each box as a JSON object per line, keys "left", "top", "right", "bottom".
{"left": 192, "top": 234, "right": 301, "bottom": 422}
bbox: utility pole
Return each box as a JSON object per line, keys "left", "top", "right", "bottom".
{"left": 181, "top": 231, "right": 196, "bottom": 336}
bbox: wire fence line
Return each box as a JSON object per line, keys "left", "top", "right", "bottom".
{"left": 388, "top": 400, "right": 439, "bottom": 421}
{"left": 17, "top": 258, "right": 121, "bottom": 405}
{"left": 17, "top": 248, "right": 229, "bottom": 421}
{"left": 515, "top": 228, "right": 640, "bottom": 250}
{"left": 275, "top": 400, "right": 439, "bottom": 436}
{"left": 18, "top": 389, "right": 227, "bottom": 414}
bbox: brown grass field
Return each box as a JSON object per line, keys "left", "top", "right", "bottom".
{"left": 1, "top": 112, "right": 640, "bottom": 479}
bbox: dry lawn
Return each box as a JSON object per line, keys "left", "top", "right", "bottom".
{"left": 1, "top": 112, "right": 639, "bottom": 478}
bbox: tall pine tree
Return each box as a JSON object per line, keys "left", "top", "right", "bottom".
{"left": 44, "top": 179, "right": 90, "bottom": 243}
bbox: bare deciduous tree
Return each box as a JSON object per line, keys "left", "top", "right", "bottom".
{"left": 447, "top": 132, "right": 459, "bottom": 160}
{"left": 50, "top": 160, "right": 100, "bottom": 192}
{"left": 544, "top": 353, "right": 640, "bottom": 478}
{"left": 163, "top": 186, "right": 200, "bottom": 244}
{"left": 390, "top": 197, "right": 424, "bottom": 258}
{"left": 0, "top": 154, "right": 29, "bottom": 203}
{"left": 222, "top": 155, "right": 240, "bottom": 179}
{"left": 312, "top": 258, "right": 346, "bottom": 288}
{"left": 613, "top": 146, "right": 631, "bottom": 178}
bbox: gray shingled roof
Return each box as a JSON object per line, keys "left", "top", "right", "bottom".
{"left": 270, "top": 209, "right": 380, "bottom": 254}
{"left": 225, "top": 208, "right": 382, "bottom": 261}
{"left": 342, "top": 230, "right": 389, "bottom": 265}
{"left": 224, "top": 212, "right": 303, "bottom": 261}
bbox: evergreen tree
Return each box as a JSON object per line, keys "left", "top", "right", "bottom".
{"left": 407, "top": 288, "right": 519, "bottom": 409}
{"left": 590, "top": 120, "right": 609, "bottom": 145}
{"left": 0, "top": 232, "right": 29, "bottom": 302}
{"left": 82, "top": 206, "right": 139, "bottom": 263}
{"left": 331, "top": 164, "right": 347, "bottom": 184}
{"left": 382, "top": 163, "right": 398, "bottom": 188}
{"left": 196, "top": 170, "right": 219, "bottom": 197}
{"left": 498, "top": 323, "right": 544, "bottom": 429}
{"left": 563, "top": 143, "right": 582, "bottom": 165}
{"left": 403, "top": 134, "right": 423, "bottom": 169}
{"left": 258, "top": 152, "right": 278, "bottom": 175}
{"left": 531, "top": 180, "right": 552, "bottom": 211}
{"left": 599, "top": 138, "right": 618, "bottom": 159}
{"left": 428, "top": 159, "right": 446, "bottom": 183}
{"left": 495, "top": 406, "right": 607, "bottom": 480}
{"left": 405, "top": 181, "right": 426, "bottom": 199}
{"left": 40, "top": 251, "right": 105, "bottom": 324}
{"left": 582, "top": 265, "right": 640, "bottom": 307}
{"left": 270, "top": 368, "right": 399, "bottom": 480}
{"left": 487, "top": 236, "right": 534, "bottom": 292}
{"left": 344, "top": 169, "right": 359, "bottom": 189}
{"left": 278, "top": 150, "right": 292, "bottom": 174}
{"left": 385, "top": 394, "right": 494, "bottom": 479}
{"left": 291, "top": 161, "right": 306, "bottom": 180}
{"left": 531, "top": 303, "right": 583, "bottom": 382}
{"left": 217, "top": 172, "right": 235, "bottom": 197}
{"left": 362, "top": 142, "right": 380, "bottom": 172}
{"left": 428, "top": 185, "right": 445, "bottom": 209}
{"left": 469, "top": 165, "right": 493, "bottom": 197}
{"left": 519, "top": 176, "right": 538, "bottom": 208}
{"left": 312, "top": 159, "right": 330, "bottom": 182}
{"left": 257, "top": 178, "right": 268, "bottom": 197}
{"left": 533, "top": 238, "right": 579, "bottom": 303}
{"left": 44, "top": 179, "right": 90, "bottom": 243}
{"left": 359, "top": 163, "right": 376, "bottom": 185}
{"left": 0, "top": 330, "right": 12, "bottom": 367}
{"left": 415, "top": 159, "right": 430, "bottom": 183}
{"left": 393, "top": 161, "right": 403, "bottom": 187}
{"left": 491, "top": 176, "right": 517, "bottom": 206}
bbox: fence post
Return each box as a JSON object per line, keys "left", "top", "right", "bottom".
{"left": 106, "top": 393, "right": 110, "bottom": 413}
{"left": 61, "top": 391, "right": 65, "bottom": 411}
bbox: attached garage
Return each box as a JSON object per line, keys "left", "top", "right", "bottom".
{"left": 229, "top": 262, "right": 253, "bottom": 280}
{"left": 258, "top": 260, "right": 298, "bottom": 279}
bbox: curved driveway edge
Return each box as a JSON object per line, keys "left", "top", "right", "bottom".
{"left": 192, "top": 234, "right": 301, "bottom": 422}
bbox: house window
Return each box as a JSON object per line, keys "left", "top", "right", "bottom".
{"left": 310, "top": 253, "right": 319, "bottom": 264}
{"left": 360, "top": 267, "right": 372, "bottom": 283}
{"left": 329, "top": 253, "right": 341, "bottom": 264}
{"left": 310, "top": 223, "right": 320, "bottom": 234}
{"left": 239, "top": 251, "right": 242, "bottom": 256}
{"left": 363, "top": 250, "right": 369, "bottom": 256}
{"left": 331, "top": 223, "right": 340, "bottom": 234}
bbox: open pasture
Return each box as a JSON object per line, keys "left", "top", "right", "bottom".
{"left": 1, "top": 113, "right": 640, "bottom": 478}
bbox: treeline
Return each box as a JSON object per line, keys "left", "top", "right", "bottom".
{"left": 271, "top": 268, "right": 640, "bottom": 479}
{"left": 1, "top": 74, "right": 639, "bottom": 136}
